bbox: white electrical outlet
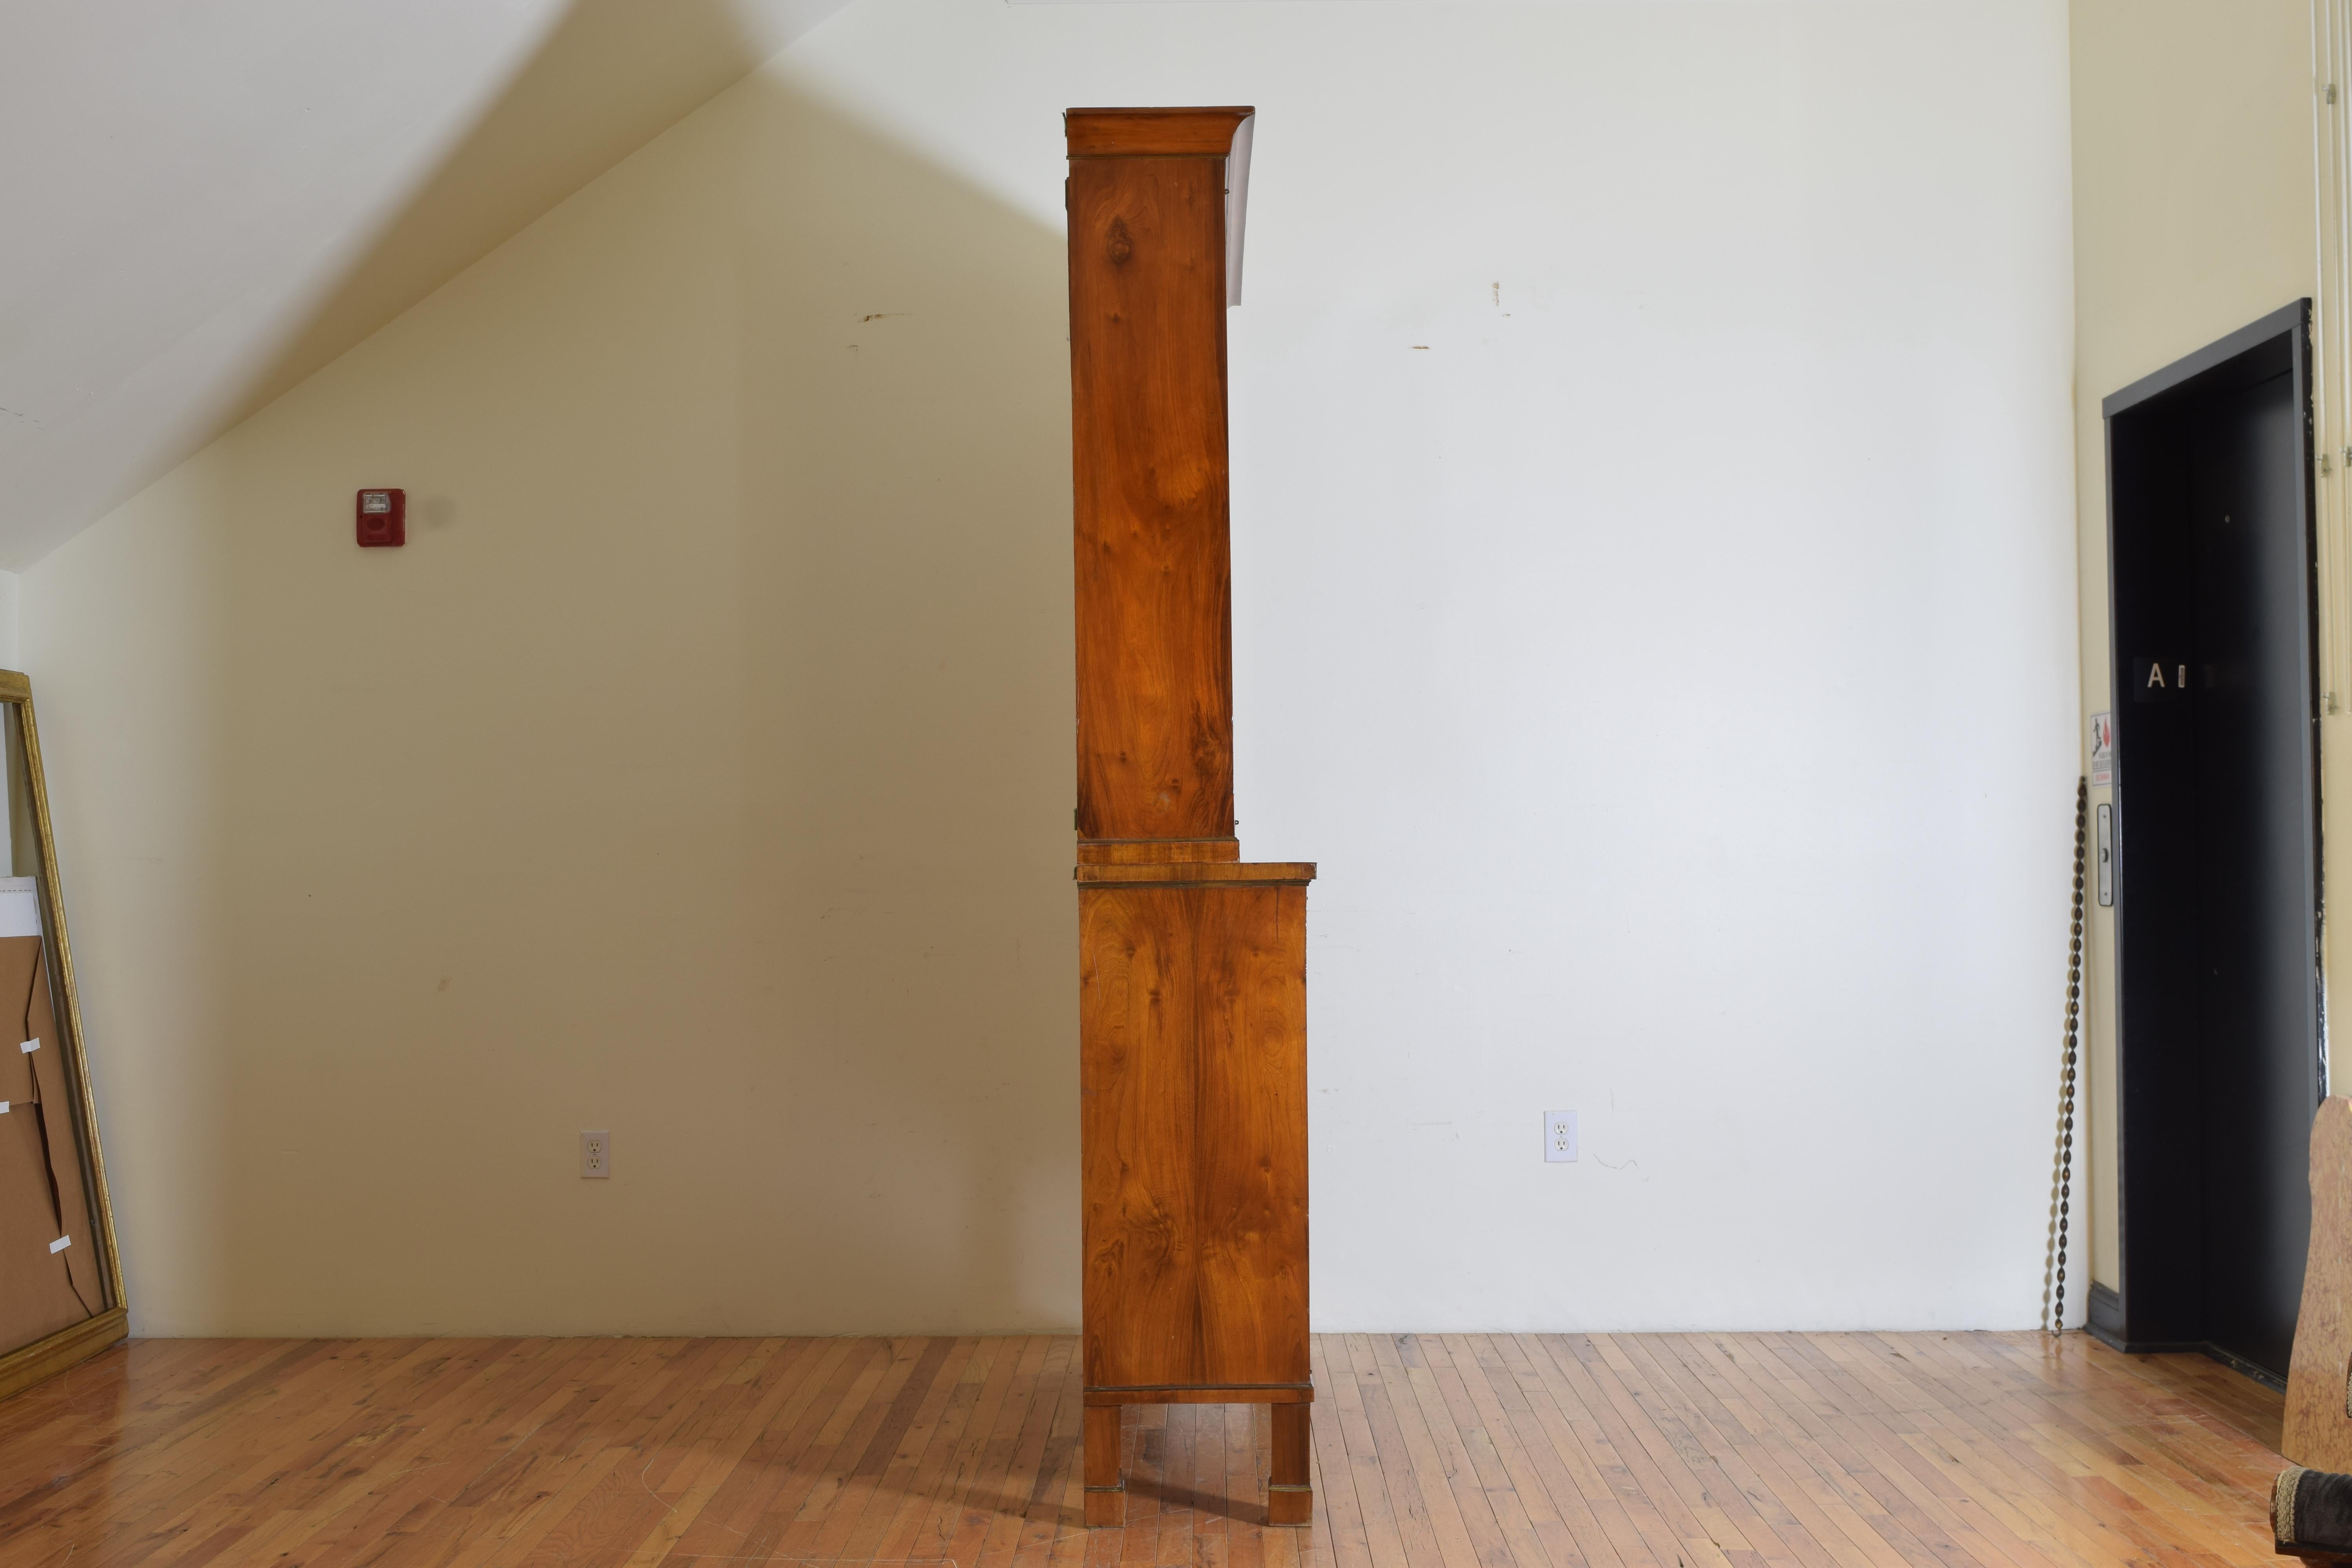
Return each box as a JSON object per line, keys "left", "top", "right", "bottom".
{"left": 580, "top": 1130, "right": 611, "bottom": 1179}
{"left": 1544, "top": 1110, "right": 1578, "bottom": 1163}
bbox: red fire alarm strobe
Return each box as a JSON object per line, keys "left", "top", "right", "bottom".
{"left": 356, "top": 488, "right": 406, "bottom": 548}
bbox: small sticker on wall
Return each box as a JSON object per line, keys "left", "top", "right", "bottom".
{"left": 2089, "top": 712, "right": 2113, "bottom": 787}
{"left": 48, "top": 1235, "right": 69, "bottom": 1253}
{"left": 18, "top": 1038, "right": 35, "bottom": 1054}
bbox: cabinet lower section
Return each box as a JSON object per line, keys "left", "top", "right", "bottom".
{"left": 1078, "top": 864, "right": 1312, "bottom": 1527}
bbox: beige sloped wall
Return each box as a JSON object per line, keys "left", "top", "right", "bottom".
{"left": 2069, "top": 0, "right": 2321, "bottom": 1298}
{"left": 24, "top": 71, "right": 1084, "bottom": 1336}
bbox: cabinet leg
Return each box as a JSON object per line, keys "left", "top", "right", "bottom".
{"left": 1268, "top": 1404, "right": 1312, "bottom": 1526}
{"left": 1085, "top": 1405, "right": 1125, "bottom": 1527}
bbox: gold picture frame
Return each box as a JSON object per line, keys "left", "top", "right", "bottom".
{"left": 0, "top": 670, "right": 126, "bottom": 1401}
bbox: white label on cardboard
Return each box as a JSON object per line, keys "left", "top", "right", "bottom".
{"left": 0, "top": 877, "right": 39, "bottom": 939}
{"left": 18, "top": 1038, "right": 34, "bottom": 1054}
{"left": 0, "top": 1101, "right": 9, "bottom": 1113}
{"left": 48, "top": 1235, "right": 68, "bottom": 1253}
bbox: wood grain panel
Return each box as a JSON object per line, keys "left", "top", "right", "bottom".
{"left": 1267, "top": 1404, "right": 1312, "bottom": 1526}
{"left": 1080, "top": 840, "right": 1243, "bottom": 866}
{"left": 1081, "top": 883, "right": 1308, "bottom": 1396}
{"left": 2287, "top": 1095, "right": 2352, "bottom": 1467}
{"left": 1068, "top": 144, "right": 1236, "bottom": 844}
{"left": 1087, "top": 1386, "right": 1315, "bottom": 1405}
{"left": 1068, "top": 108, "right": 1255, "bottom": 159}
{"left": 1193, "top": 887, "right": 1307, "bottom": 1393}
{"left": 0, "top": 1331, "right": 2299, "bottom": 1564}
{"left": 1079, "top": 864, "right": 1314, "bottom": 889}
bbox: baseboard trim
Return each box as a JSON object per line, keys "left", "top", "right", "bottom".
{"left": 2087, "top": 1327, "right": 2209, "bottom": 1354}
{"left": 0, "top": 1306, "right": 128, "bottom": 1404}
{"left": 2086, "top": 1282, "right": 2127, "bottom": 1350}
{"left": 2199, "top": 1341, "right": 2287, "bottom": 1390}
{"left": 2074, "top": 1286, "right": 2288, "bottom": 1389}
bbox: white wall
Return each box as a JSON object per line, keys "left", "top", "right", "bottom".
{"left": 26, "top": 0, "right": 2078, "bottom": 1336}
{"left": 0, "top": 572, "right": 22, "bottom": 671}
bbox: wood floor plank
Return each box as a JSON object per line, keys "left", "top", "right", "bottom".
{"left": 1646, "top": 1335, "right": 1908, "bottom": 1568}
{"left": 1462, "top": 1334, "right": 1638, "bottom": 1568}
{"left": 1013, "top": 1346, "right": 1086, "bottom": 1568}
{"left": 1876, "top": 1334, "right": 2258, "bottom": 1563}
{"left": 0, "top": 1332, "right": 2291, "bottom": 1568}
{"left": 799, "top": 1335, "right": 976, "bottom": 1560}
{"left": 1736, "top": 1332, "right": 2037, "bottom": 1568}
{"left": 1309, "top": 1338, "right": 1381, "bottom": 1568}
{"left": 940, "top": 1336, "right": 1028, "bottom": 1543}
{"left": 1486, "top": 1334, "right": 1668, "bottom": 1568}
{"left": 1666, "top": 1334, "right": 1964, "bottom": 1568}
{"left": 867, "top": 1335, "right": 1007, "bottom": 1564}
{"left": 1347, "top": 1334, "right": 1477, "bottom": 1568}
{"left": 1417, "top": 1336, "right": 1569, "bottom": 1568}
{"left": 1783, "top": 1343, "right": 2064, "bottom": 1568}
{"left": 1525, "top": 1334, "right": 1757, "bottom": 1568}
{"left": 1798, "top": 1341, "right": 2101, "bottom": 1568}
{"left": 1373, "top": 1332, "right": 1536, "bottom": 1568}
{"left": 1767, "top": 1336, "right": 2067, "bottom": 1568}
{"left": 1592, "top": 1333, "right": 1817, "bottom": 1568}
{"left": 667, "top": 1336, "right": 880, "bottom": 1557}
{"left": 934, "top": 1336, "right": 1052, "bottom": 1568}
{"left": 1612, "top": 1332, "right": 1874, "bottom": 1568}
{"left": 1323, "top": 1335, "right": 1415, "bottom": 1568}
{"left": 987, "top": 1330, "right": 1076, "bottom": 1568}
{"left": 625, "top": 1338, "right": 833, "bottom": 1563}
{"left": 1451, "top": 1336, "right": 1606, "bottom": 1568}
{"left": 1850, "top": 1334, "right": 2236, "bottom": 1565}
{"left": 1513, "top": 1334, "right": 1693, "bottom": 1568}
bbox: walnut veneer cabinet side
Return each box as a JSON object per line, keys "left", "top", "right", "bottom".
{"left": 1067, "top": 106, "right": 1314, "bottom": 1530}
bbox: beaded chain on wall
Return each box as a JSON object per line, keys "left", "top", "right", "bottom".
{"left": 2045, "top": 776, "right": 2087, "bottom": 1334}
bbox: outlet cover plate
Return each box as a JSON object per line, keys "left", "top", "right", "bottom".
{"left": 1544, "top": 1110, "right": 1578, "bottom": 1163}
{"left": 581, "top": 1130, "right": 611, "bottom": 1178}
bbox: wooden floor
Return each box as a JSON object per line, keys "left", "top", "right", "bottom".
{"left": 0, "top": 1332, "right": 2292, "bottom": 1568}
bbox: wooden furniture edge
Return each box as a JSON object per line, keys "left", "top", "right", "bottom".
{"left": 1065, "top": 106, "right": 1254, "bottom": 158}
{"left": 1076, "top": 861, "right": 1315, "bottom": 887}
{"left": 1085, "top": 1383, "right": 1314, "bottom": 1405}
{"left": 0, "top": 670, "right": 29, "bottom": 703}
{"left": 1078, "top": 838, "right": 1242, "bottom": 865}
{"left": 0, "top": 1306, "right": 127, "bottom": 1403}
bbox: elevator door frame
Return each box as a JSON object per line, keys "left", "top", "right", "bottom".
{"left": 2089, "top": 298, "right": 2323, "bottom": 1383}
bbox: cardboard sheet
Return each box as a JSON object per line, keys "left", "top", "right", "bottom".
{"left": 2287, "top": 1097, "right": 2352, "bottom": 1467}
{"left": 0, "top": 1104, "right": 89, "bottom": 1352}
{"left": 0, "top": 930, "right": 102, "bottom": 1317}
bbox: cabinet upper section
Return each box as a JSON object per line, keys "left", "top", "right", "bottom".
{"left": 1065, "top": 108, "right": 1254, "bottom": 307}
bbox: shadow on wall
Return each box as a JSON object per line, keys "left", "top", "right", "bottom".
{"left": 226, "top": 0, "right": 820, "bottom": 429}
{"left": 56, "top": 2, "right": 1083, "bottom": 1334}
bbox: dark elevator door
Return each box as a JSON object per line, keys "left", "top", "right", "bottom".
{"left": 2105, "top": 303, "right": 2320, "bottom": 1381}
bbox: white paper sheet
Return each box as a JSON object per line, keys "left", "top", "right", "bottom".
{"left": 0, "top": 877, "right": 40, "bottom": 939}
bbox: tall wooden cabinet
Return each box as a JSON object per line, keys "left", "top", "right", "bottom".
{"left": 1067, "top": 106, "right": 1314, "bottom": 1529}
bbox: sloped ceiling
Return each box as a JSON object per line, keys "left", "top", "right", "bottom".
{"left": 0, "top": 0, "right": 852, "bottom": 569}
